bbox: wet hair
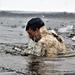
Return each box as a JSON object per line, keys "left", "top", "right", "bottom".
{"left": 26, "top": 17, "right": 45, "bottom": 31}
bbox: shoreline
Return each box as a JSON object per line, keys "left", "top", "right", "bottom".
{"left": 0, "top": 11, "right": 75, "bottom": 18}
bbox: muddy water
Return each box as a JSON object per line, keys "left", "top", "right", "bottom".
{"left": 27, "top": 56, "right": 75, "bottom": 75}
{"left": 0, "top": 52, "right": 75, "bottom": 75}
{"left": 0, "top": 16, "right": 75, "bottom": 75}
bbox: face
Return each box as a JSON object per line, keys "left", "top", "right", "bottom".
{"left": 26, "top": 27, "right": 41, "bottom": 42}
{"left": 27, "top": 27, "right": 37, "bottom": 39}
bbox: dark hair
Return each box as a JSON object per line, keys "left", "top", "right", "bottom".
{"left": 26, "top": 17, "right": 45, "bottom": 31}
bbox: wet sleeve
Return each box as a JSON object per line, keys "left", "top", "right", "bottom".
{"left": 32, "top": 42, "right": 42, "bottom": 56}
{"left": 23, "top": 41, "right": 42, "bottom": 56}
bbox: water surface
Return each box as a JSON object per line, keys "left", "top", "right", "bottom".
{"left": 0, "top": 16, "right": 75, "bottom": 75}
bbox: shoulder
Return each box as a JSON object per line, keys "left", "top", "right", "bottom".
{"left": 38, "top": 35, "right": 52, "bottom": 45}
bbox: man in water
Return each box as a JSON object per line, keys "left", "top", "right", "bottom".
{"left": 25, "top": 17, "right": 67, "bottom": 57}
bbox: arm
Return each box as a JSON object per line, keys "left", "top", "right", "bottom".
{"left": 21, "top": 40, "right": 42, "bottom": 56}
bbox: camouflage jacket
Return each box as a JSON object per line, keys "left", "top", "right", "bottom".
{"left": 24, "top": 26, "right": 67, "bottom": 57}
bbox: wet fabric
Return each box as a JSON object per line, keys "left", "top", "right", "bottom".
{"left": 25, "top": 26, "right": 67, "bottom": 57}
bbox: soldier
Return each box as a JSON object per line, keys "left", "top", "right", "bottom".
{"left": 25, "top": 17, "right": 67, "bottom": 57}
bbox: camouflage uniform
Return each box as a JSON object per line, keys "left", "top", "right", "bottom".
{"left": 24, "top": 26, "right": 67, "bottom": 57}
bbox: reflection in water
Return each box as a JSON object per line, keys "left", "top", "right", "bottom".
{"left": 26, "top": 55, "right": 75, "bottom": 75}
{"left": 26, "top": 56, "right": 59, "bottom": 75}
{"left": 27, "top": 55, "right": 43, "bottom": 75}
{"left": 28, "top": 61, "right": 41, "bottom": 75}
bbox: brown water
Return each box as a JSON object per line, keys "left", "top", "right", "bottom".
{"left": 27, "top": 56, "right": 75, "bottom": 75}
{"left": 0, "top": 16, "right": 75, "bottom": 75}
